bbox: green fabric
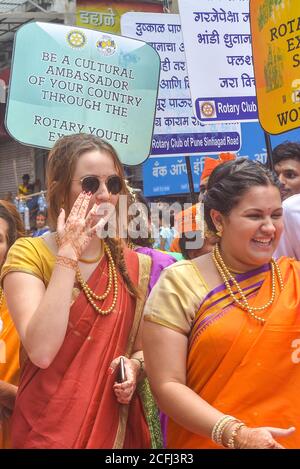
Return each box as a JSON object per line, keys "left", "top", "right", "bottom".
{"left": 138, "top": 378, "right": 163, "bottom": 449}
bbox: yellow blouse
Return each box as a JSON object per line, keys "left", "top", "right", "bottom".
{"left": 1, "top": 237, "right": 56, "bottom": 287}
{"left": 1, "top": 237, "right": 84, "bottom": 308}
{"left": 143, "top": 260, "right": 209, "bottom": 335}
{"left": 0, "top": 237, "right": 53, "bottom": 448}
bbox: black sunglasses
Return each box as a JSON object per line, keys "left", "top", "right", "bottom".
{"left": 77, "top": 175, "right": 123, "bottom": 195}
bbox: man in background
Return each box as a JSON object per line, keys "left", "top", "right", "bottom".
{"left": 18, "top": 174, "right": 32, "bottom": 196}
{"left": 272, "top": 141, "right": 300, "bottom": 200}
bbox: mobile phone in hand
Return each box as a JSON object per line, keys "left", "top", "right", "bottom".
{"left": 117, "top": 357, "right": 126, "bottom": 383}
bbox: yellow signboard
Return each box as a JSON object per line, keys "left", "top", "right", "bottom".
{"left": 76, "top": 0, "right": 163, "bottom": 34}
{"left": 250, "top": 0, "right": 300, "bottom": 134}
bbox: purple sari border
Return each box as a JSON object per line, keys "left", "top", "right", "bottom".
{"left": 190, "top": 289, "right": 259, "bottom": 349}
{"left": 193, "top": 288, "right": 260, "bottom": 337}
{"left": 204, "top": 263, "right": 270, "bottom": 301}
{"left": 193, "top": 263, "right": 271, "bottom": 331}
{"left": 208, "top": 281, "right": 262, "bottom": 311}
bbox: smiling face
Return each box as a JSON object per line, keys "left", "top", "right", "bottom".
{"left": 274, "top": 158, "right": 300, "bottom": 199}
{"left": 211, "top": 185, "right": 283, "bottom": 272}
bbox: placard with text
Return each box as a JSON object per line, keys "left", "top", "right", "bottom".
{"left": 250, "top": 0, "right": 300, "bottom": 134}
{"left": 121, "top": 12, "right": 241, "bottom": 156}
{"left": 178, "top": 0, "right": 258, "bottom": 123}
{"left": 5, "top": 22, "right": 160, "bottom": 165}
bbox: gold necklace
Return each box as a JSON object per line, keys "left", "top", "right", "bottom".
{"left": 212, "top": 244, "right": 284, "bottom": 324}
{"left": 79, "top": 249, "right": 103, "bottom": 264}
{"left": 76, "top": 243, "right": 118, "bottom": 315}
{"left": 55, "top": 233, "right": 118, "bottom": 315}
{"left": 54, "top": 232, "right": 103, "bottom": 264}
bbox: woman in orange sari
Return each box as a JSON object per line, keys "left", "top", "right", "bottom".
{"left": 143, "top": 158, "right": 300, "bottom": 449}
{"left": 2, "top": 133, "right": 161, "bottom": 449}
{"left": 0, "top": 200, "right": 24, "bottom": 448}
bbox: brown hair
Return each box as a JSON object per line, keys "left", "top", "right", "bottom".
{"left": 0, "top": 200, "right": 25, "bottom": 249}
{"left": 47, "top": 133, "right": 127, "bottom": 226}
{"left": 46, "top": 133, "right": 138, "bottom": 296}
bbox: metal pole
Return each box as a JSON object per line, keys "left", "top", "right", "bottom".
{"left": 264, "top": 130, "right": 274, "bottom": 171}
{"left": 185, "top": 156, "right": 197, "bottom": 204}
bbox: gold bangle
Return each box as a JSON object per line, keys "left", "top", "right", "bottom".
{"left": 226, "top": 422, "right": 246, "bottom": 449}
{"left": 211, "top": 415, "right": 239, "bottom": 446}
{"left": 131, "top": 357, "right": 144, "bottom": 372}
{"left": 56, "top": 255, "right": 78, "bottom": 272}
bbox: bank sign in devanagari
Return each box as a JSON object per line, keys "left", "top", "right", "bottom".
{"left": 5, "top": 22, "right": 160, "bottom": 165}
{"left": 143, "top": 155, "right": 204, "bottom": 196}
{"left": 178, "top": 0, "right": 258, "bottom": 123}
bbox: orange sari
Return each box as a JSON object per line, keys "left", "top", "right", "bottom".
{"left": 167, "top": 257, "right": 300, "bottom": 448}
{"left": 0, "top": 302, "right": 20, "bottom": 448}
{"left": 11, "top": 249, "right": 152, "bottom": 448}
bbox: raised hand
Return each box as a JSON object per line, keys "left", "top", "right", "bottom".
{"left": 56, "top": 192, "right": 95, "bottom": 259}
{"left": 57, "top": 193, "right": 118, "bottom": 258}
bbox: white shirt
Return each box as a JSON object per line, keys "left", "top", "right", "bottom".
{"left": 274, "top": 193, "right": 300, "bottom": 260}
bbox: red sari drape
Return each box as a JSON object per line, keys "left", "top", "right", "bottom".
{"left": 11, "top": 249, "right": 151, "bottom": 448}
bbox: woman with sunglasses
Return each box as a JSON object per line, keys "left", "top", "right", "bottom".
{"left": 1, "top": 133, "right": 161, "bottom": 449}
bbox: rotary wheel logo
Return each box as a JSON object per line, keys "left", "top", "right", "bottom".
{"left": 96, "top": 36, "right": 117, "bottom": 56}
{"left": 201, "top": 101, "right": 215, "bottom": 117}
{"left": 67, "top": 30, "right": 86, "bottom": 48}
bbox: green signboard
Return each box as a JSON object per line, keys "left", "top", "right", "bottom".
{"left": 6, "top": 22, "right": 160, "bottom": 165}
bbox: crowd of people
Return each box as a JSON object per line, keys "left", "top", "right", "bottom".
{"left": 0, "top": 135, "right": 300, "bottom": 449}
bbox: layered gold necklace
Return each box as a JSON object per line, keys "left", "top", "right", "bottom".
{"left": 55, "top": 233, "right": 118, "bottom": 315}
{"left": 76, "top": 242, "right": 118, "bottom": 315}
{"left": 212, "top": 243, "right": 284, "bottom": 324}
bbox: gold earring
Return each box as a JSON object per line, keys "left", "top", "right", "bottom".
{"left": 216, "top": 227, "right": 223, "bottom": 237}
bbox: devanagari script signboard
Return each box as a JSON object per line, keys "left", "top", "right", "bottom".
{"left": 178, "top": 0, "right": 258, "bottom": 123}
{"left": 121, "top": 12, "right": 241, "bottom": 155}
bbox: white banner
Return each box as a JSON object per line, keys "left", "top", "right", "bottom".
{"left": 178, "top": 0, "right": 257, "bottom": 123}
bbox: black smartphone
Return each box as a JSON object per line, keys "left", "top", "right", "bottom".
{"left": 117, "top": 357, "right": 126, "bottom": 383}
